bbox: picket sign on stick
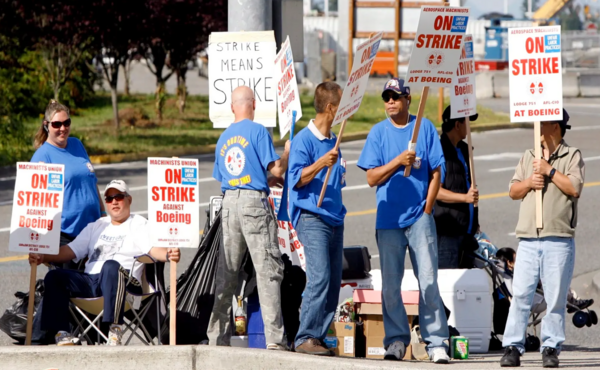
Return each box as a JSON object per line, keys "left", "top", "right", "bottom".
{"left": 277, "top": 110, "right": 298, "bottom": 223}
{"left": 465, "top": 117, "right": 477, "bottom": 206}
{"left": 147, "top": 157, "right": 200, "bottom": 345}
{"left": 316, "top": 32, "right": 383, "bottom": 207}
{"left": 9, "top": 163, "right": 64, "bottom": 345}
{"left": 404, "top": 5, "right": 471, "bottom": 177}
{"left": 404, "top": 86, "right": 430, "bottom": 177}
{"left": 508, "top": 25, "right": 563, "bottom": 229}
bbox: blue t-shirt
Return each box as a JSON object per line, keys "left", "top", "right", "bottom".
{"left": 213, "top": 119, "right": 279, "bottom": 194}
{"left": 357, "top": 116, "right": 445, "bottom": 229}
{"left": 288, "top": 124, "right": 347, "bottom": 228}
{"left": 31, "top": 137, "right": 100, "bottom": 236}
{"left": 441, "top": 146, "right": 474, "bottom": 234}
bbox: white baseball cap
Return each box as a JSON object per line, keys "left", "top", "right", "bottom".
{"left": 104, "top": 179, "right": 129, "bottom": 196}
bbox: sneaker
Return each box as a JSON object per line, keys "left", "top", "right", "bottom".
{"left": 55, "top": 331, "right": 75, "bottom": 346}
{"left": 542, "top": 347, "right": 559, "bottom": 368}
{"left": 107, "top": 324, "right": 123, "bottom": 346}
{"left": 500, "top": 346, "right": 521, "bottom": 367}
{"left": 295, "top": 338, "right": 332, "bottom": 356}
{"left": 267, "top": 343, "right": 289, "bottom": 351}
{"left": 430, "top": 347, "right": 450, "bottom": 364}
{"left": 384, "top": 341, "right": 406, "bottom": 361}
{"left": 567, "top": 298, "right": 594, "bottom": 313}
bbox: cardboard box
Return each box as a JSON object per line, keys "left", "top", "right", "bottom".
{"left": 325, "top": 322, "right": 356, "bottom": 357}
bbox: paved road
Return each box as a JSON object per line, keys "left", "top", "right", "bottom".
{"left": 1, "top": 98, "right": 600, "bottom": 349}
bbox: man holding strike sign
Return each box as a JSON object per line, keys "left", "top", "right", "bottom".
{"left": 357, "top": 78, "right": 449, "bottom": 363}
{"left": 29, "top": 180, "right": 180, "bottom": 346}
{"left": 208, "top": 86, "right": 289, "bottom": 350}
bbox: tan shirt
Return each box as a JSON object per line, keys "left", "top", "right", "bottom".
{"left": 510, "top": 140, "right": 585, "bottom": 238}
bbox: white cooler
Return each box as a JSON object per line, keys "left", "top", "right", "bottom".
{"left": 401, "top": 269, "right": 492, "bottom": 353}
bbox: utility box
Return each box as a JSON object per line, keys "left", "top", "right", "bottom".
{"left": 272, "top": 0, "right": 303, "bottom": 62}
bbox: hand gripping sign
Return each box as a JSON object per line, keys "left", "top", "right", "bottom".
{"left": 317, "top": 32, "right": 383, "bottom": 207}
{"left": 450, "top": 34, "right": 478, "bottom": 198}
{"left": 209, "top": 31, "right": 277, "bottom": 129}
{"left": 268, "top": 187, "right": 306, "bottom": 270}
{"left": 509, "top": 26, "right": 563, "bottom": 228}
{"left": 147, "top": 157, "right": 200, "bottom": 344}
{"left": 404, "top": 6, "right": 470, "bottom": 177}
{"left": 274, "top": 36, "right": 302, "bottom": 138}
{"left": 9, "top": 162, "right": 65, "bottom": 345}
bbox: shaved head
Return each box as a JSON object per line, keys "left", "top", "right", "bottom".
{"left": 231, "top": 86, "right": 256, "bottom": 122}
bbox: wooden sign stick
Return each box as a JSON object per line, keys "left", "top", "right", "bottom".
{"left": 317, "top": 119, "right": 348, "bottom": 207}
{"left": 404, "top": 86, "right": 430, "bottom": 177}
{"left": 534, "top": 121, "right": 543, "bottom": 229}
{"left": 170, "top": 156, "right": 178, "bottom": 346}
{"left": 465, "top": 116, "right": 477, "bottom": 207}
{"left": 25, "top": 262, "right": 36, "bottom": 345}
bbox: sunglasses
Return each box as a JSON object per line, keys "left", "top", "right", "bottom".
{"left": 48, "top": 118, "right": 72, "bottom": 129}
{"left": 104, "top": 193, "right": 127, "bottom": 203}
{"left": 382, "top": 93, "right": 406, "bottom": 103}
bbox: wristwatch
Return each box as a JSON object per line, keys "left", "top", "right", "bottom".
{"left": 549, "top": 168, "right": 556, "bottom": 180}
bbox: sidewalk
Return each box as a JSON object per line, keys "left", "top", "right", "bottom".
{"left": 2, "top": 345, "right": 600, "bottom": 370}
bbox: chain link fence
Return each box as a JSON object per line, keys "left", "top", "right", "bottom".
{"left": 561, "top": 30, "right": 600, "bottom": 69}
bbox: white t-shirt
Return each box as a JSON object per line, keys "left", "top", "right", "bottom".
{"left": 68, "top": 214, "right": 153, "bottom": 282}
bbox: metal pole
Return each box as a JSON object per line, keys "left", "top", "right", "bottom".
{"left": 504, "top": 0, "right": 508, "bottom": 15}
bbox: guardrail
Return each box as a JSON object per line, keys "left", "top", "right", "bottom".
{"left": 477, "top": 70, "right": 586, "bottom": 99}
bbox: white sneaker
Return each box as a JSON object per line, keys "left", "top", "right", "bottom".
{"left": 267, "top": 343, "right": 289, "bottom": 351}
{"left": 107, "top": 324, "right": 123, "bottom": 346}
{"left": 430, "top": 347, "right": 450, "bottom": 364}
{"left": 384, "top": 341, "right": 406, "bottom": 361}
{"left": 55, "top": 331, "right": 75, "bottom": 346}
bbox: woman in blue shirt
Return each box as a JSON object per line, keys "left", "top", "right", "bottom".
{"left": 31, "top": 100, "right": 105, "bottom": 246}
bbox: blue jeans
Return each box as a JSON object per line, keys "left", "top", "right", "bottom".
{"left": 294, "top": 211, "right": 344, "bottom": 347}
{"left": 437, "top": 235, "right": 464, "bottom": 269}
{"left": 502, "top": 237, "right": 575, "bottom": 354}
{"left": 376, "top": 212, "right": 449, "bottom": 352}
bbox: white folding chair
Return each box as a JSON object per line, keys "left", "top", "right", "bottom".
{"left": 69, "top": 254, "right": 166, "bottom": 345}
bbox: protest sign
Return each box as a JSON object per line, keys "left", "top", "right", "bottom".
{"left": 269, "top": 187, "right": 306, "bottom": 270}
{"left": 450, "top": 34, "right": 476, "bottom": 119}
{"left": 406, "top": 6, "right": 470, "bottom": 89}
{"left": 274, "top": 36, "right": 302, "bottom": 138}
{"left": 209, "top": 31, "right": 277, "bottom": 128}
{"left": 508, "top": 26, "right": 562, "bottom": 228}
{"left": 9, "top": 162, "right": 64, "bottom": 345}
{"left": 450, "top": 34, "right": 477, "bottom": 193}
{"left": 317, "top": 32, "right": 382, "bottom": 207}
{"left": 508, "top": 26, "right": 562, "bottom": 123}
{"left": 147, "top": 157, "right": 200, "bottom": 345}
{"left": 404, "top": 6, "right": 470, "bottom": 177}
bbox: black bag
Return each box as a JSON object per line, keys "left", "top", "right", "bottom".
{"left": 342, "top": 246, "right": 371, "bottom": 280}
{"left": 0, "top": 279, "right": 44, "bottom": 343}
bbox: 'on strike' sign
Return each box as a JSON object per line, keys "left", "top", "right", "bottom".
{"left": 209, "top": 31, "right": 277, "bottom": 129}
{"left": 333, "top": 32, "right": 382, "bottom": 126}
{"left": 406, "top": 6, "right": 470, "bottom": 89}
{"left": 9, "top": 163, "right": 64, "bottom": 255}
{"left": 450, "top": 34, "right": 477, "bottom": 119}
{"left": 274, "top": 36, "right": 302, "bottom": 138}
{"left": 509, "top": 26, "right": 562, "bottom": 123}
{"left": 147, "top": 158, "right": 200, "bottom": 249}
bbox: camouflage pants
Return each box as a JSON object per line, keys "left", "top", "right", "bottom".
{"left": 207, "top": 189, "right": 286, "bottom": 346}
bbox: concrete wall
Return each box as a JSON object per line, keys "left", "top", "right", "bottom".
{"left": 474, "top": 71, "right": 586, "bottom": 99}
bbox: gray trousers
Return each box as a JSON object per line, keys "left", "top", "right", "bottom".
{"left": 207, "top": 189, "right": 286, "bottom": 346}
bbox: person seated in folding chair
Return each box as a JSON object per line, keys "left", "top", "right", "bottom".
{"left": 29, "top": 179, "right": 180, "bottom": 346}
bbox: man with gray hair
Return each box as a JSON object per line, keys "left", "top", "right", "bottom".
{"left": 208, "top": 86, "right": 290, "bottom": 349}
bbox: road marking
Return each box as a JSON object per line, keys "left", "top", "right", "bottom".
{"left": 0, "top": 255, "right": 28, "bottom": 263}
{"left": 371, "top": 254, "right": 379, "bottom": 259}
{"left": 346, "top": 159, "right": 358, "bottom": 165}
{"left": 0, "top": 176, "right": 15, "bottom": 182}
{"left": 474, "top": 152, "right": 523, "bottom": 161}
{"left": 343, "top": 184, "right": 371, "bottom": 191}
{"left": 489, "top": 166, "right": 515, "bottom": 173}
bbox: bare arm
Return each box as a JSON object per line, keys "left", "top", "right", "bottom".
{"left": 424, "top": 167, "right": 441, "bottom": 214}
{"left": 29, "top": 245, "right": 77, "bottom": 265}
{"left": 366, "top": 150, "right": 415, "bottom": 187}
{"left": 268, "top": 141, "right": 291, "bottom": 178}
{"left": 149, "top": 247, "right": 181, "bottom": 263}
{"left": 437, "top": 187, "right": 479, "bottom": 204}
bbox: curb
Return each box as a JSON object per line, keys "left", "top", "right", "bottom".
{"left": 87, "top": 121, "right": 529, "bottom": 165}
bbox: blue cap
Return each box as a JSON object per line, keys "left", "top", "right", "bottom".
{"left": 382, "top": 78, "right": 410, "bottom": 97}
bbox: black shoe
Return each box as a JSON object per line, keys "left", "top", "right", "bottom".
{"left": 542, "top": 347, "right": 559, "bottom": 368}
{"left": 567, "top": 298, "right": 594, "bottom": 313}
{"left": 500, "top": 346, "right": 521, "bottom": 367}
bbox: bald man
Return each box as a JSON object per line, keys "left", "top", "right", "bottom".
{"left": 208, "top": 86, "right": 290, "bottom": 350}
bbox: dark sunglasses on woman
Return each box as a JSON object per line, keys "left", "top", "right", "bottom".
{"left": 104, "top": 193, "right": 127, "bottom": 203}
{"left": 47, "top": 118, "right": 72, "bottom": 129}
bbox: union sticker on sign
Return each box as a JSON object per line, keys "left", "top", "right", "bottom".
{"left": 333, "top": 32, "right": 383, "bottom": 126}
{"left": 406, "top": 6, "right": 470, "bottom": 89}
{"left": 9, "top": 162, "right": 64, "bottom": 255}
{"left": 450, "top": 34, "right": 476, "bottom": 119}
{"left": 147, "top": 157, "right": 200, "bottom": 249}
{"left": 274, "top": 36, "right": 302, "bottom": 138}
{"left": 209, "top": 31, "right": 277, "bottom": 128}
{"left": 509, "top": 26, "right": 562, "bottom": 123}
